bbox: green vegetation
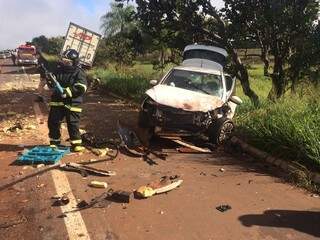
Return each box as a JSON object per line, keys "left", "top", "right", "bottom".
{"left": 88, "top": 66, "right": 151, "bottom": 101}
{"left": 235, "top": 65, "right": 320, "bottom": 170}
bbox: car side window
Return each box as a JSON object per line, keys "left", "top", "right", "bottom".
{"left": 225, "top": 75, "right": 234, "bottom": 92}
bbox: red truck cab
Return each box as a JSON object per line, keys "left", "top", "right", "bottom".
{"left": 16, "top": 44, "right": 38, "bottom": 65}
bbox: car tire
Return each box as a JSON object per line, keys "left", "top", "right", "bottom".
{"left": 208, "top": 118, "right": 234, "bottom": 145}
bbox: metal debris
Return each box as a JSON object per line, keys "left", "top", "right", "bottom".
{"left": 216, "top": 205, "right": 232, "bottom": 212}
{"left": 60, "top": 162, "right": 116, "bottom": 177}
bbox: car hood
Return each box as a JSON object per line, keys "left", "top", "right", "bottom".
{"left": 145, "top": 85, "right": 224, "bottom": 112}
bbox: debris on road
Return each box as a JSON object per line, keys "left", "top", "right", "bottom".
{"left": 36, "top": 164, "right": 45, "bottom": 169}
{"left": 3, "top": 122, "right": 23, "bottom": 133}
{"left": 135, "top": 177, "right": 183, "bottom": 198}
{"left": 0, "top": 215, "right": 27, "bottom": 229}
{"left": 219, "top": 168, "right": 226, "bottom": 172}
{"left": 107, "top": 190, "right": 132, "bottom": 203}
{"left": 0, "top": 163, "right": 61, "bottom": 191}
{"left": 216, "top": 204, "right": 232, "bottom": 212}
{"left": 89, "top": 181, "right": 108, "bottom": 189}
{"left": 52, "top": 194, "right": 70, "bottom": 206}
{"left": 91, "top": 147, "right": 110, "bottom": 156}
{"left": 169, "top": 139, "right": 212, "bottom": 153}
{"left": 60, "top": 162, "right": 116, "bottom": 177}
{"left": 76, "top": 192, "right": 112, "bottom": 210}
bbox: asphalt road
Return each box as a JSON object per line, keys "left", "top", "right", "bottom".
{"left": 0, "top": 57, "right": 319, "bottom": 240}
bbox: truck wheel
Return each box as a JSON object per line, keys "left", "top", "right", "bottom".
{"left": 208, "top": 118, "right": 234, "bottom": 145}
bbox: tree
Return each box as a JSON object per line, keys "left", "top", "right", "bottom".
{"left": 31, "top": 35, "right": 63, "bottom": 55}
{"left": 224, "top": 0, "right": 319, "bottom": 100}
{"left": 105, "top": 34, "right": 135, "bottom": 69}
{"left": 100, "top": 3, "right": 136, "bottom": 37}
{"left": 47, "top": 37, "right": 64, "bottom": 55}
{"left": 100, "top": 3, "right": 143, "bottom": 67}
{"left": 224, "top": 1, "right": 271, "bottom": 76}
{"left": 32, "top": 35, "right": 49, "bottom": 52}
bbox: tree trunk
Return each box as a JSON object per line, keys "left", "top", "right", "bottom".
{"left": 268, "top": 56, "right": 286, "bottom": 100}
{"left": 230, "top": 48, "right": 260, "bottom": 106}
{"left": 261, "top": 47, "right": 270, "bottom": 77}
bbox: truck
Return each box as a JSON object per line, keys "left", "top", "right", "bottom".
{"left": 61, "top": 22, "right": 101, "bottom": 67}
{"left": 16, "top": 44, "right": 38, "bottom": 65}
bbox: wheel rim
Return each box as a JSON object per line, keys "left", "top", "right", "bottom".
{"left": 218, "top": 122, "right": 234, "bottom": 143}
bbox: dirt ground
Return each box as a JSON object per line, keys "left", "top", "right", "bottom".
{"left": 0, "top": 58, "right": 319, "bottom": 240}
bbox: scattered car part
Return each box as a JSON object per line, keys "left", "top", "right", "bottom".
{"left": 0, "top": 163, "right": 61, "bottom": 191}
{"left": 135, "top": 179, "right": 183, "bottom": 198}
{"left": 89, "top": 181, "right": 108, "bottom": 189}
{"left": 216, "top": 204, "right": 232, "bottom": 212}
{"left": 60, "top": 162, "right": 116, "bottom": 177}
{"left": 107, "top": 190, "right": 132, "bottom": 203}
{"left": 170, "top": 139, "right": 212, "bottom": 153}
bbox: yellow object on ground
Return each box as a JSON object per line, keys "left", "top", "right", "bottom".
{"left": 136, "top": 186, "right": 156, "bottom": 198}
{"left": 72, "top": 146, "right": 86, "bottom": 152}
{"left": 136, "top": 179, "right": 183, "bottom": 198}
{"left": 91, "top": 148, "right": 109, "bottom": 156}
{"left": 89, "top": 181, "right": 108, "bottom": 188}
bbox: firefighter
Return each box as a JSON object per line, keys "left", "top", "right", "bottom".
{"left": 47, "top": 49, "right": 87, "bottom": 152}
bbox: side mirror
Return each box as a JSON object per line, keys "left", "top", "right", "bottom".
{"left": 150, "top": 79, "right": 158, "bottom": 86}
{"left": 230, "top": 96, "right": 243, "bottom": 105}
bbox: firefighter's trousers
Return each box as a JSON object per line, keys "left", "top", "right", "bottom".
{"left": 48, "top": 106, "right": 82, "bottom": 147}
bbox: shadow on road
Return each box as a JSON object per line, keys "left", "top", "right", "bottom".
{"left": 239, "top": 209, "right": 320, "bottom": 237}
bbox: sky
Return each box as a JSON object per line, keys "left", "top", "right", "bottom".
{"left": 0, "top": 0, "right": 224, "bottom": 50}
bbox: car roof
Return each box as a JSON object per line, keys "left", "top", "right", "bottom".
{"left": 173, "top": 65, "right": 222, "bottom": 75}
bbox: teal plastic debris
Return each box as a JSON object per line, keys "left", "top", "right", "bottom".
{"left": 17, "top": 146, "right": 70, "bottom": 165}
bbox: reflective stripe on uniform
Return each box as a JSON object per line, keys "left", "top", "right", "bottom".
{"left": 64, "top": 105, "right": 82, "bottom": 112}
{"left": 65, "top": 87, "right": 72, "bottom": 97}
{"left": 70, "top": 139, "right": 82, "bottom": 144}
{"left": 74, "top": 83, "right": 87, "bottom": 92}
{"left": 50, "top": 138, "right": 61, "bottom": 142}
{"left": 49, "top": 102, "right": 64, "bottom": 106}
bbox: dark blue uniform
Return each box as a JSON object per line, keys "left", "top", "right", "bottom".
{"left": 48, "top": 63, "right": 87, "bottom": 148}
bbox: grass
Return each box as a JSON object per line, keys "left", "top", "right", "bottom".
{"left": 88, "top": 62, "right": 174, "bottom": 101}
{"left": 235, "top": 65, "right": 320, "bottom": 171}
{"left": 88, "top": 67, "right": 152, "bottom": 101}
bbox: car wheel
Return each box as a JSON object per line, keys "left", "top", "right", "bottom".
{"left": 208, "top": 118, "right": 234, "bottom": 145}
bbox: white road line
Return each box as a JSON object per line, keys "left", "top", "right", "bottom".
{"left": 25, "top": 66, "right": 91, "bottom": 240}
{"left": 51, "top": 170, "right": 91, "bottom": 240}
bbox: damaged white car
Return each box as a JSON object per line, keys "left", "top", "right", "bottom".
{"left": 139, "top": 44, "right": 242, "bottom": 145}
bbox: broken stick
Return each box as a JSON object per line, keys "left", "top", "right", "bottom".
{"left": 0, "top": 163, "right": 60, "bottom": 191}
{"left": 171, "top": 139, "right": 212, "bottom": 153}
